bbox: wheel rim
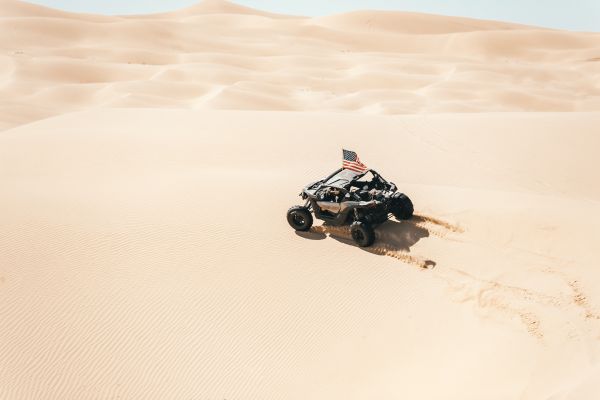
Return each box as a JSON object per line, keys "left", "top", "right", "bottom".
{"left": 353, "top": 230, "right": 365, "bottom": 242}
{"left": 293, "top": 213, "right": 305, "bottom": 227}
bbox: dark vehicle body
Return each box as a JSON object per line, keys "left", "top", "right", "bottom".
{"left": 287, "top": 168, "right": 413, "bottom": 247}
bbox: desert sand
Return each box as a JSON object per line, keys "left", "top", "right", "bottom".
{"left": 1, "top": 1, "right": 600, "bottom": 399}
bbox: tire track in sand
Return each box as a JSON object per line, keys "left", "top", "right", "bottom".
{"left": 311, "top": 212, "right": 462, "bottom": 269}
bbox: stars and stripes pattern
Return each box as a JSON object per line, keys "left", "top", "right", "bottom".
{"left": 342, "top": 149, "right": 368, "bottom": 173}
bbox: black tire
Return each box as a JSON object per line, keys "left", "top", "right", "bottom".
{"left": 350, "top": 221, "right": 375, "bottom": 247}
{"left": 392, "top": 193, "right": 414, "bottom": 220}
{"left": 287, "top": 206, "right": 313, "bottom": 231}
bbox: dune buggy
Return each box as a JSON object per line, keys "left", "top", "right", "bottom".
{"left": 287, "top": 168, "right": 413, "bottom": 247}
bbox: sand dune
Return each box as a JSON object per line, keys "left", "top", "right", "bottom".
{"left": 2, "top": 109, "right": 600, "bottom": 399}
{"left": 1, "top": 0, "right": 600, "bottom": 130}
{"left": 312, "top": 10, "right": 533, "bottom": 34}
{"left": 1, "top": 1, "right": 600, "bottom": 399}
{"left": 161, "top": 0, "right": 298, "bottom": 19}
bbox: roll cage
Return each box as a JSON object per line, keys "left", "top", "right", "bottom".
{"left": 319, "top": 168, "right": 396, "bottom": 193}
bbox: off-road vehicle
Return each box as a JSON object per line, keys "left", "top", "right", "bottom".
{"left": 287, "top": 168, "right": 413, "bottom": 247}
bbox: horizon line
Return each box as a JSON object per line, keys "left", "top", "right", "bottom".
{"left": 18, "top": 0, "right": 600, "bottom": 33}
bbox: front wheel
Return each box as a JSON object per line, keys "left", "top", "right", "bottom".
{"left": 287, "top": 206, "right": 313, "bottom": 231}
{"left": 392, "top": 193, "right": 414, "bottom": 220}
{"left": 350, "top": 221, "right": 375, "bottom": 247}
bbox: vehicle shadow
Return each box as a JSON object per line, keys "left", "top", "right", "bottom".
{"left": 296, "top": 219, "right": 436, "bottom": 268}
{"left": 325, "top": 220, "right": 429, "bottom": 252}
{"left": 295, "top": 230, "right": 327, "bottom": 240}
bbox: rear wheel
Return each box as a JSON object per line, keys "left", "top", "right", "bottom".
{"left": 350, "top": 221, "right": 375, "bottom": 247}
{"left": 392, "top": 193, "right": 414, "bottom": 220}
{"left": 287, "top": 206, "right": 313, "bottom": 231}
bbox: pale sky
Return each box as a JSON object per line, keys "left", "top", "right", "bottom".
{"left": 27, "top": 0, "right": 600, "bottom": 32}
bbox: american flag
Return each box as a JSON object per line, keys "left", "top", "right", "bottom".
{"left": 342, "top": 149, "right": 368, "bottom": 173}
